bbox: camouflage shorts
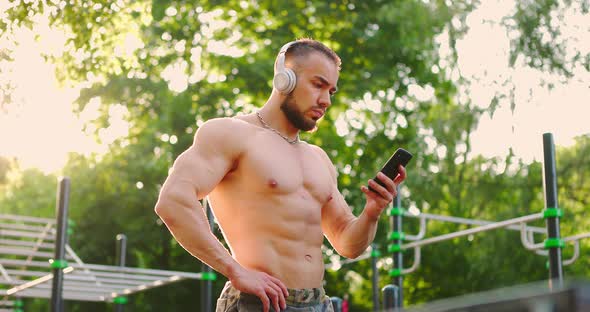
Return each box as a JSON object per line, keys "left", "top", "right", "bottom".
{"left": 216, "top": 282, "right": 334, "bottom": 312}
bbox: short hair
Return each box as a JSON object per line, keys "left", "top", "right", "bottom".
{"left": 281, "top": 38, "right": 341, "bottom": 71}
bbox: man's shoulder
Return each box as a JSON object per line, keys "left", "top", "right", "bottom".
{"left": 193, "top": 116, "right": 257, "bottom": 152}
{"left": 305, "top": 143, "right": 337, "bottom": 179}
{"left": 305, "top": 143, "right": 332, "bottom": 163}
{"left": 200, "top": 116, "right": 252, "bottom": 130}
{"left": 197, "top": 116, "right": 255, "bottom": 137}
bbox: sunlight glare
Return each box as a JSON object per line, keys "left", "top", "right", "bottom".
{"left": 459, "top": 0, "right": 590, "bottom": 163}
{"left": 0, "top": 19, "right": 127, "bottom": 173}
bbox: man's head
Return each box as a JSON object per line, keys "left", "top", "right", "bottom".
{"left": 273, "top": 38, "right": 341, "bottom": 131}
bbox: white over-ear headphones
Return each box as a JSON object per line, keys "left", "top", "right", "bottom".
{"left": 273, "top": 42, "right": 297, "bottom": 95}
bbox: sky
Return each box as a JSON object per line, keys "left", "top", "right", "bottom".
{"left": 0, "top": 1, "right": 589, "bottom": 173}
{"left": 460, "top": 0, "right": 590, "bottom": 162}
{"left": 0, "top": 26, "right": 97, "bottom": 173}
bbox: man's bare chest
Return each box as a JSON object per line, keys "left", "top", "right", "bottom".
{"left": 230, "top": 142, "right": 334, "bottom": 203}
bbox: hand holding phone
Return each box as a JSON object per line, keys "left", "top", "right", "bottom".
{"left": 368, "top": 148, "right": 413, "bottom": 193}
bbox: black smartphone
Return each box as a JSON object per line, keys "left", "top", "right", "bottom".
{"left": 369, "top": 148, "right": 413, "bottom": 193}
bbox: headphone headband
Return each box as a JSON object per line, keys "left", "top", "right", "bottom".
{"left": 276, "top": 41, "right": 296, "bottom": 72}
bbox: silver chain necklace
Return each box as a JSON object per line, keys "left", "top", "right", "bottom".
{"left": 256, "top": 111, "right": 300, "bottom": 144}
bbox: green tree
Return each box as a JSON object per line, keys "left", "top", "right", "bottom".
{"left": 1, "top": 0, "right": 588, "bottom": 310}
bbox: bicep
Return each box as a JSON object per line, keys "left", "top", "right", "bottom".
{"left": 165, "top": 145, "right": 234, "bottom": 200}
{"left": 160, "top": 119, "right": 239, "bottom": 202}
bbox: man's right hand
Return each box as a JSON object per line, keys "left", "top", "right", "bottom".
{"left": 229, "top": 267, "right": 289, "bottom": 312}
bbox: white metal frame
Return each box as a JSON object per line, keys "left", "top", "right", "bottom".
{"left": 324, "top": 211, "right": 589, "bottom": 273}
{"left": 0, "top": 214, "right": 203, "bottom": 303}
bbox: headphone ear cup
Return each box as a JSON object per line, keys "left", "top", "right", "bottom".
{"left": 273, "top": 72, "right": 290, "bottom": 93}
{"left": 282, "top": 68, "right": 297, "bottom": 94}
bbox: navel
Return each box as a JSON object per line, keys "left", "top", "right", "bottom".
{"left": 305, "top": 254, "right": 312, "bottom": 262}
{"left": 327, "top": 195, "right": 333, "bottom": 202}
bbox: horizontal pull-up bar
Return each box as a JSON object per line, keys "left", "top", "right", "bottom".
{"left": 402, "top": 213, "right": 544, "bottom": 250}
{"left": 0, "top": 214, "right": 55, "bottom": 224}
{"left": 6, "top": 267, "right": 74, "bottom": 296}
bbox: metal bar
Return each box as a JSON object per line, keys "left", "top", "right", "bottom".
{"left": 51, "top": 177, "right": 70, "bottom": 312}
{"left": 0, "top": 222, "right": 50, "bottom": 232}
{"left": 22, "top": 271, "right": 148, "bottom": 286}
{"left": 543, "top": 133, "right": 563, "bottom": 289}
{"left": 392, "top": 189, "right": 403, "bottom": 308}
{"left": 382, "top": 285, "right": 400, "bottom": 312}
{"left": 0, "top": 238, "right": 55, "bottom": 249}
{"left": 70, "top": 263, "right": 204, "bottom": 278}
{"left": 115, "top": 234, "right": 127, "bottom": 312}
{"left": 371, "top": 243, "right": 379, "bottom": 312}
{"left": 0, "top": 229, "right": 55, "bottom": 240}
{"left": 527, "top": 229, "right": 550, "bottom": 256}
{"left": 6, "top": 267, "right": 74, "bottom": 295}
{"left": 202, "top": 197, "right": 214, "bottom": 312}
{"left": 64, "top": 244, "right": 105, "bottom": 289}
{"left": 65, "top": 245, "right": 86, "bottom": 266}
{"left": 45, "top": 282, "right": 126, "bottom": 292}
{"left": 563, "top": 232, "right": 590, "bottom": 242}
{"left": 68, "top": 278, "right": 146, "bottom": 287}
{"left": 1, "top": 288, "right": 105, "bottom": 301}
{"left": 0, "top": 258, "right": 203, "bottom": 279}
{"left": 406, "top": 212, "right": 546, "bottom": 234}
{"left": 0, "top": 246, "right": 73, "bottom": 259}
{"left": 0, "top": 214, "right": 55, "bottom": 224}
{"left": 563, "top": 241, "right": 580, "bottom": 266}
{"left": 401, "top": 247, "right": 421, "bottom": 276}
{"left": 0, "top": 264, "right": 10, "bottom": 281}
{"left": 402, "top": 213, "right": 544, "bottom": 250}
{"left": 520, "top": 223, "right": 546, "bottom": 250}
{"left": 0, "top": 258, "right": 57, "bottom": 268}
{"left": 26, "top": 222, "right": 54, "bottom": 264}
{"left": 0, "top": 270, "right": 186, "bottom": 288}
{"left": 67, "top": 271, "right": 175, "bottom": 282}
{"left": 405, "top": 217, "right": 426, "bottom": 241}
{"left": 4, "top": 269, "right": 59, "bottom": 277}
{"left": 109, "top": 275, "right": 186, "bottom": 298}
{"left": 4, "top": 278, "right": 140, "bottom": 292}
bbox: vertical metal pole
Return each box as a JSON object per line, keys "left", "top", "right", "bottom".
{"left": 542, "top": 133, "right": 563, "bottom": 289}
{"left": 392, "top": 186, "right": 403, "bottom": 308}
{"left": 371, "top": 243, "right": 380, "bottom": 312}
{"left": 382, "top": 285, "right": 400, "bottom": 312}
{"left": 114, "top": 234, "right": 127, "bottom": 312}
{"left": 51, "top": 177, "right": 70, "bottom": 312}
{"left": 201, "top": 198, "right": 214, "bottom": 312}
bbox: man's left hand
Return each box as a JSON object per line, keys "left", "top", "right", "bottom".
{"left": 360, "top": 165, "right": 407, "bottom": 220}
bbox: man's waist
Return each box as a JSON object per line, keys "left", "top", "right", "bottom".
{"left": 236, "top": 258, "right": 325, "bottom": 288}
{"left": 222, "top": 281, "right": 327, "bottom": 307}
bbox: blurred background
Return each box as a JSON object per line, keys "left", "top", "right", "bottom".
{"left": 0, "top": 0, "right": 588, "bottom": 310}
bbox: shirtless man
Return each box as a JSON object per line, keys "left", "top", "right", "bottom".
{"left": 154, "top": 39, "right": 407, "bottom": 312}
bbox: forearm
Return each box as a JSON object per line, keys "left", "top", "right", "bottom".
{"left": 155, "top": 198, "right": 241, "bottom": 279}
{"left": 335, "top": 210, "right": 379, "bottom": 258}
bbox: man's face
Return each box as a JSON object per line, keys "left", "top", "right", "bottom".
{"left": 280, "top": 51, "right": 339, "bottom": 132}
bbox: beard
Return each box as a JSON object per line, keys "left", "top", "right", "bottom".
{"left": 280, "top": 94, "right": 318, "bottom": 131}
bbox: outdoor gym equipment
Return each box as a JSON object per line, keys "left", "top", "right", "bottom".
{"left": 0, "top": 179, "right": 216, "bottom": 312}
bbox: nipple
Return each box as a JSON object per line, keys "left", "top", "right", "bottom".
{"left": 268, "top": 179, "right": 278, "bottom": 188}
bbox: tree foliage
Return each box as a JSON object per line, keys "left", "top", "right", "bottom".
{"left": 1, "top": 0, "right": 588, "bottom": 311}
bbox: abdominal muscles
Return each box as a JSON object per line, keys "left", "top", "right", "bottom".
{"left": 210, "top": 183, "right": 329, "bottom": 288}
